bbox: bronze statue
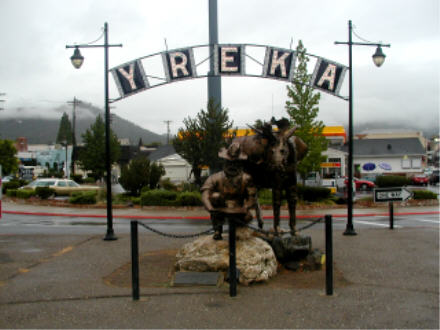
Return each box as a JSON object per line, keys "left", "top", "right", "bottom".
{"left": 221, "top": 118, "right": 308, "bottom": 236}
{"left": 201, "top": 142, "right": 257, "bottom": 240}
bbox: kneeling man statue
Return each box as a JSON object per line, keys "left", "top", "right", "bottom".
{"left": 201, "top": 142, "right": 257, "bottom": 240}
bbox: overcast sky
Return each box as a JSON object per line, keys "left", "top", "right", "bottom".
{"left": 0, "top": 0, "right": 438, "bottom": 136}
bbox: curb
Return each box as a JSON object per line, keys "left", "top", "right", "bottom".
{"left": 3, "top": 209, "right": 439, "bottom": 220}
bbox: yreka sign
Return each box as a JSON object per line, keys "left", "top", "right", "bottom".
{"left": 110, "top": 43, "right": 347, "bottom": 101}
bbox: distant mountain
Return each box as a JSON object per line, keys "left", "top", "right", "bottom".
{"left": 0, "top": 103, "right": 166, "bottom": 145}
{"left": 353, "top": 121, "right": 439, "bottom": 140}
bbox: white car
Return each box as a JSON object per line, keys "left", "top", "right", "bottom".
{"left": 22, "top": 178, "right": 101, "bottom": 195}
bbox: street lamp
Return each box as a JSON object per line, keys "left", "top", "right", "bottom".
{"left": 66, "top": 22, "right": 122, "bottom": 241}
{"left": 335, "top": 20, "right": 390, "bottom": 236}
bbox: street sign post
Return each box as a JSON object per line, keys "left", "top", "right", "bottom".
{"left": 374, "top": 187, "right": 413, "bottom": 203}
{"left": 374, "top": 187, "right": 413, "bottom": 229}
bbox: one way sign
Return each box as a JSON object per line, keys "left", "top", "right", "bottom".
{"left": 374, "top": 187, "right": 414, "bottom": 203}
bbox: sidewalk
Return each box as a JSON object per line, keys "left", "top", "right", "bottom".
{"left": 0, "top": 201, "right": 438, "bottom": 328}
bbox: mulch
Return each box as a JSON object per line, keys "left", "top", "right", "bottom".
{"left": 103, "top": 248, "right": 350, "bottom": 290}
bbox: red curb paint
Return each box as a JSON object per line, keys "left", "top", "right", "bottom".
{"left": 2, "top": 210, "right": 439, "bottom": 220}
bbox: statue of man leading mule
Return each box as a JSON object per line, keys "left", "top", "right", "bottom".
{"left": 201, "top": 117, "right": 308, "bottom": 238}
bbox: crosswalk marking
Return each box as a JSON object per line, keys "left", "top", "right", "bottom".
{"left": 353, "top": 220, "right": 402, "bottom": 228}
{"left": 410, "top": 219, "right": 440, "bottom": 224}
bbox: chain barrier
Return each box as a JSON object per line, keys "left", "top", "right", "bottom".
{"left": 233, "top": 216, "right": 324, "bottom": 237}
{"left": 136, "top": 216, "right": 323, "bottom": 240}
{"left": 138, "top": 221, "right": 214, "bottom": 239}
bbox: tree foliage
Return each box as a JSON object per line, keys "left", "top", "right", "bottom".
{"left": 0, "top": 139, "right": 18, "bottom": 175}
{"left": 56, "top": 112, "right": 73, "bottom": 145}
{"left": 197, "top": 99, "right": 234, "bottom": 172}
{"left": 78, "top": 115, "right": 120, "bottom": 181}
{"left": 173, "top": 99, "right": 233, "bottom": 185}
{"left": 285, "top": 40, "right": 328, "bottom": 181}
{"left": 119, "top": 157, "right": 165, "bottom": 196}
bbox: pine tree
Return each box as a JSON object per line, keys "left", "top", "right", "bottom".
{"left": 79, "top": 115, "right": 120, "bottom": 180}
{"left": 173, "top": 99, "right": 233, "bottom": 185}
{"left": 56, "top": 112, "right": 73, "bottom": 144}
{"left": 0, "top": 139, "right": 18, "bottom": 175}
{"left": 197, "top": 99, "right": 233, "bottom": 173}
{"left": 173, "top": 116, "right": 204, "bottom": 186}
{"left": 286, "top": 40, "right": 328, "bottom": 182}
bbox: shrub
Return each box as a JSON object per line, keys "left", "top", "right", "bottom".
{"left": 140, "top": 189, "right": 178, "bottom": 206}
{"left": 258, "top": 189, "right": 273, "bottom": 205}
{"left": 175, "top": 191, "right": 203, "bottom": 206}
{"left": 35, "top": 187, "right": 55, "bottom": 199}
{"left": 16, "top": 189, "right": 36, "bottom": 199}
{"left": 84, "top": 177, "right": 96, "bottom": 184}
{"left": 69, "top": 191, "right": 97, "bottom": 204}
{"left": 6, "top": 189, "right": 17, "bottom": 197}
{"left": 178, "top": 182, "right": 199, "bottom": 192}
{"left": 297, "top": 185, "right": 331, "bottom": 202}
{"left": 413, "top": 190, "right": 437, "bottom": 200}
{"left": 160, "top": 178, "right": 178, "bottom": 191}
{"left": 376, "top": 175, "right": 411, "bottom": 188}
{"left": 71, "top": 174, "right": 84, "bottom": 184}
{"left": 2, "top": 180, "right": 21, "bottom": 194}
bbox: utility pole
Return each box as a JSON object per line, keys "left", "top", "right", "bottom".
{"left": 164, "top": 120, "right": 172, "bottom": 144}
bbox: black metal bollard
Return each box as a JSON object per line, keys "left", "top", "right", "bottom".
{"left": 389, "top": 202, "right": 394, "bottom": 230}
{"left": 131, "top": 221, "right": 140, "bottom": 301}
{"left": 325, "top": 215, "right": 333, "bottom": 296}
{"left": 228, "top": 215, "right": 237, "bottom": 297}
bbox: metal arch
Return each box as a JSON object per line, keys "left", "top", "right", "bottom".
{"left": 109, "top": 43, "right": 349, "bottom": 103}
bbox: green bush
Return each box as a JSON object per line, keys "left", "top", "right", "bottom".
{"left": 413, "top": 190, "right": 437, "bottom": 200}
{"left": 35, "top": 187, "right": 55, "bottom": 199}
{"left": 258, "top": 189, "right": 273, "bottom": 205}
{"left": 71, "top": 174, "right": 84, "bottom": 184}
{"left": 16, "top": 189, "right": 36, "bottom": 199}
{"left": 69, "top": 191, "right": 97, "bottom": 204}
{"left": 84, "top": 177, "right": 96, "bottom": 184}
{"left": 376, "top": 175, "right": 411, "bottom": 188}
{"left": 140, "top": 189, "right": 178, "bottom": 206}
{"left": 2, "top": 180, "right": 21, "bottom": 194}
{"left": 175, "top": 191, "right": 202, "bottom": 206}
{"left": 160, "top": 178, "right": 178, "bottom": 191}
{"left": 6, "top": 189, "right": 17, "bottom": 197}
{"left": 298, "top": 185, "right": 331, "bottom": 202}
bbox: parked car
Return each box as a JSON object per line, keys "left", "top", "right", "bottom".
{"left": 411, "top": 175, "right": 429, "bottom": 186}
{"left": 1, "top": 175, "right": 15, "bottom": 183}
{"left": 344, "top": 177, "right": 376, "bottom": 191}
{"left": 21, "top": 178, "right": 101, "bottom": 195}
{"left": 429, "top": 170, "right": 439, "bottom": 185}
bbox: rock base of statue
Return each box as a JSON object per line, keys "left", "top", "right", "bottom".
{"left": 266, "top": 234, "right": 324, "bottom": 271}
{"left": 175, "top": 227, "right": 277, "bottom": 285}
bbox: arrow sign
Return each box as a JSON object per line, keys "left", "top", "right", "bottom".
{"left": 374, "top": 187, "right": 414, "bottom": 203}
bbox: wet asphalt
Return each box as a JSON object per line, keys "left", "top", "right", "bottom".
{"left": 0, "top": 202, "right": 438, "bottom": 329}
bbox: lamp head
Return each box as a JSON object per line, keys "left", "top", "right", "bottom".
{"left": 372, "top": 45, "right": 386, "bottom": 67}
{"left": 70, "top": 47, "right": 84, "bottom": 69}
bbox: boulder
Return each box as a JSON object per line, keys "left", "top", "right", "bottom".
{"left": 175, "top": 227, "right": 277, "bottom": 285}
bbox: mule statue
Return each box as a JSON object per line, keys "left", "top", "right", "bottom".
{"left": 220, "top": 117, "right": 307, "bottom": 235}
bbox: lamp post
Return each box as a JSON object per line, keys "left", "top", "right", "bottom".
{"left": 335, "top": 20, "right": 390, "bottom": 236}
{"left": 66, "top": 22, "right": 122, "bottom": 241}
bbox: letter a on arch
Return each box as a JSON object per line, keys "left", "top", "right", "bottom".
{"left": 311, "top": 58, "right": 347, "bottom": 95}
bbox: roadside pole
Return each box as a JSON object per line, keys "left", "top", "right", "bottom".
{"left": 0, "top": 165, "right": 2, "bottom": 219}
